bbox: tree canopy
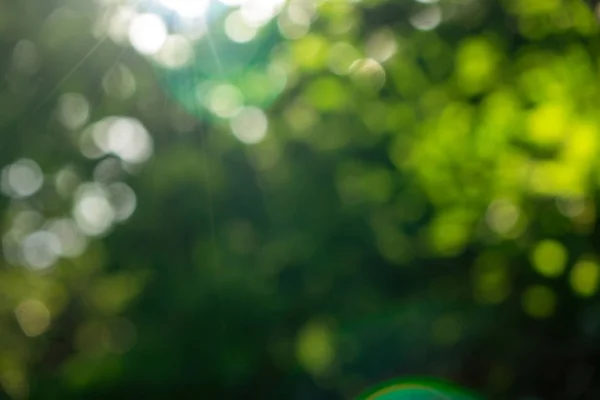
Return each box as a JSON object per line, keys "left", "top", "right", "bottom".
{"left": 1, "top": 0, "right": 600, "bottom": 398}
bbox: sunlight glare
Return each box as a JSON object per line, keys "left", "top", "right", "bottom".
{"left": 219, "top": 0, "right": 249, "bottom": 6}
{"left": 129, "top": 13, "right": 168, "bottom": 55}
{"left": 159, "top": 0, "right": 211, "bottom": 18}
{"left": 73, "top": 184, "right": 116, "bottom": 236}
{"left": 240, "top": 0, "right": 286, "bottom": 27}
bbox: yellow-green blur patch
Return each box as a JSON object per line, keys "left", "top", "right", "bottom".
{"left": 562, "top": 121, "right": 598, "bottom": 165}
{"left": 455, "top": 37, "right": 502, "bottom": 95}
{"left": 293, "top": 34, "right": 329, "bottom": 70}
{"left": 304, "top": 76, "right": 349, "bottom": 111}
{"left": 526, "top": 103, "right": 569, "bottom": 147}
{"left": 296, "top": 320, "right": 335, "bottom": 376}
{"left": 428, "top": 210, "right": 474, "bottom": 256}
{"left": 530, "top": 240, "right": 567, "bottom": 278}
{"left": 522, "top": 285, "right": 556, "bottom": 319}
{"left": 570, "top": 259, "right": 600, "bottom": 297}
{"left": 510, "top": 0, "right": 560, "bottom": 16}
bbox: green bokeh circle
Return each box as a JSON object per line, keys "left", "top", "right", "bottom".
{"left": 356, "top": 378, "right": 481, "bottom": 400}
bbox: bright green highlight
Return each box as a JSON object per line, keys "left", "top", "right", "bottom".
{"left": 570, "top": 260, "right": 600, "bottom": 297}
{"left": 357, "top": 378, "right": 480, "bottom": 400}
{"left": 295, "top": 321, "right": 335, "bottom": 376}
{"left": 530, "top": 240, "right": 567, "bottom": 278}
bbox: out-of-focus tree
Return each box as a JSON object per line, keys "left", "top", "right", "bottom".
{"left": 1, "top": 0, "right": 600, "bottom": 399}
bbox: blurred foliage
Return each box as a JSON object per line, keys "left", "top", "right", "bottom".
{"left": 2, "top": 0, "right": 600, "bottom": 399}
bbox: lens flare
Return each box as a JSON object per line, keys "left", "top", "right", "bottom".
{"left": 137, "top": 0, "right": 290, "bottom": 121}
{"left": 357, "top": 378, "right": 480, "bottom": 400}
